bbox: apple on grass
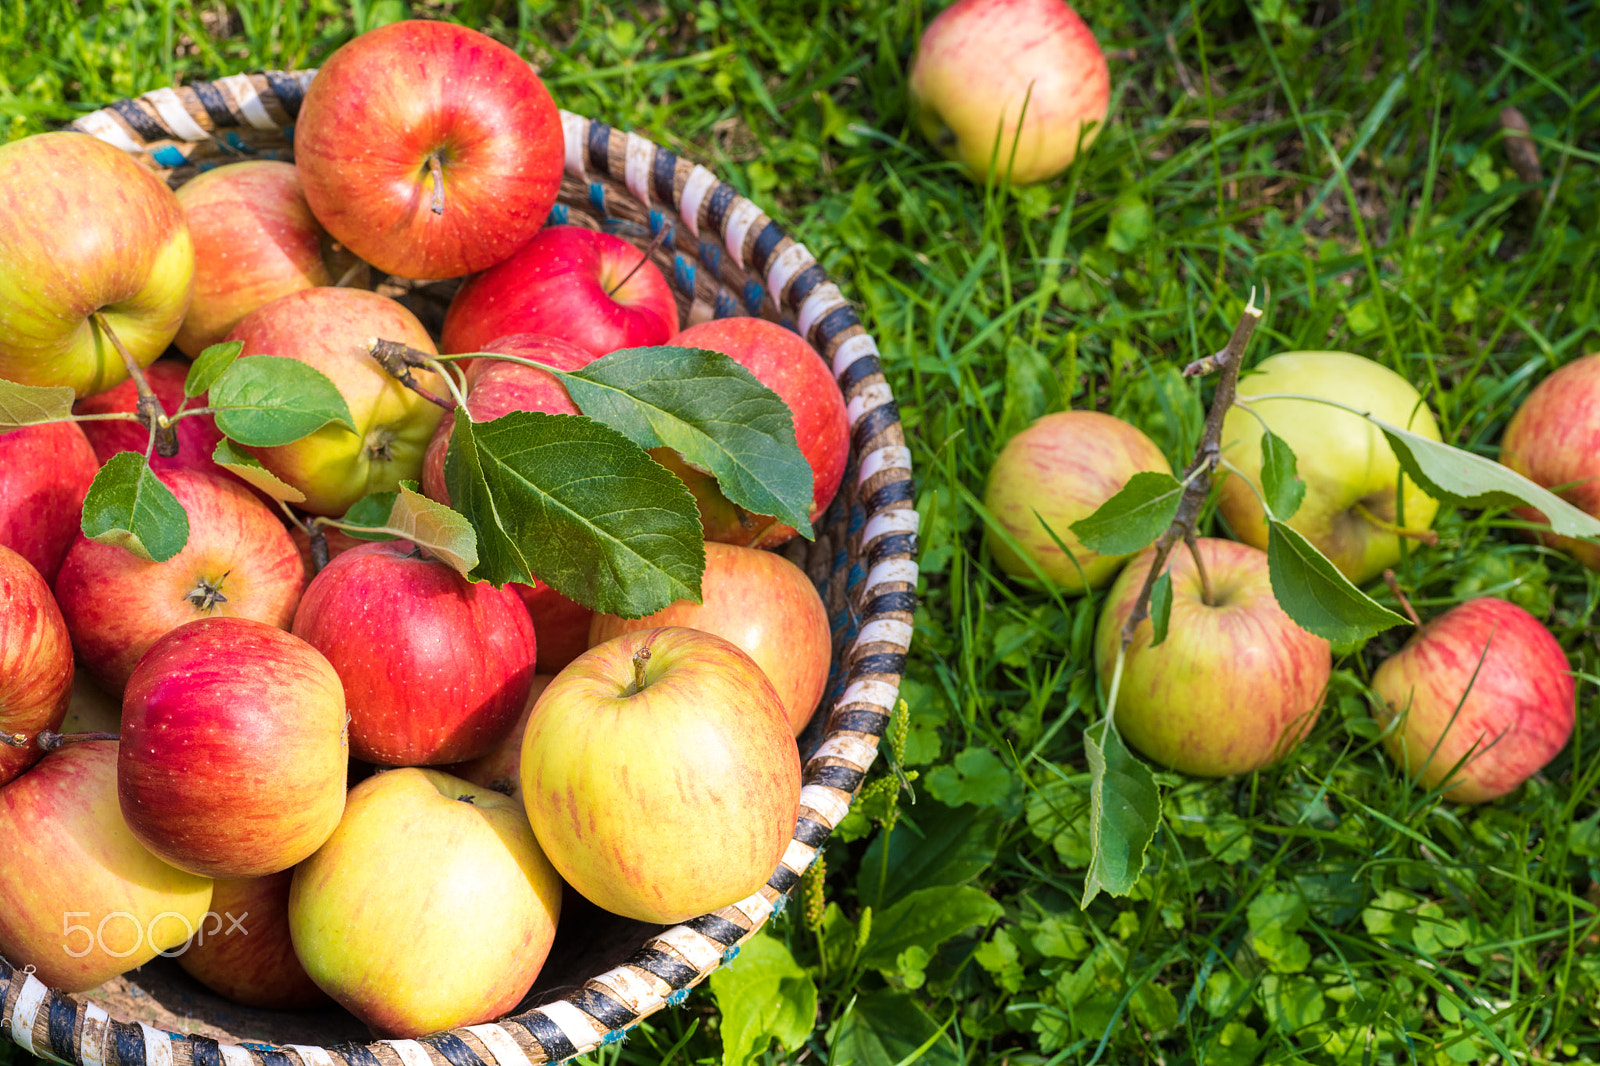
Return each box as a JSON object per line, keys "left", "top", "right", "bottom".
{"left": 289, "top": 767, "right": 563, "bottom": 1038}
{"left": 119, "top": 616, "right": 349, "bottom": 878}
{"left": 177, "top": 870, "right": 331, "bottom": 1009}
{"left": 0, "top": 545, "right": 73, "bottom": 787}
{"left": 0, "top": 132, "right": 194, "bottom": 397}
{"left": 1095, "top": 538, "right": 1332, "bottom": 777}
{"left": 292, "top": 539, "right": 537, "bottom": 766}
{"left": 74, "top": 357, "right": 228, "bottom": 476}
{"left": 908, "top": 0, "right": 1110, "bottom": 186}
{"left": 54, "top": 469, "right": 306, "bottom": 694}
{"left": 440, "top": 227, "right": 681, "bottom": 359}
{"left": 590, "top": 542, "right": 832, "bottom": 735}
{"left": 522, "top": 627, "right": 801, "bottom": 924}
{"left": 226, "top": 287, "right": 446, "bottom": 516}
{"left": 983, "top": 410, "right": 1173, "bottom": 593}
{"left": 0, "top": 740, "right": 213, "bottom": 993}
{"left": 1498, "top": 351, "right": 1600, "bottom": 570}
{"left": 0, "top": 420, "right": 100, "bottom": 585}
{"left": 1218, "top": 350, "right": 1442, "bottom": 586}
{"left": 1370, "top": 597, "right": 1574, "bottom": 803}
{"left": 294, "top": 20, "right": 564, "bottom": 280}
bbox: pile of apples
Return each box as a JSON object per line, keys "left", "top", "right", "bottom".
{"left": 0, "top": 19, "right": 850, "bottom": 1039}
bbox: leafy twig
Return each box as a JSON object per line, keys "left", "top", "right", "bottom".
{"left": 367, "top": 338, "right": 460, "bottom": 411}
{"left": 91, "top": 312, "right": 178, "bottom": 458}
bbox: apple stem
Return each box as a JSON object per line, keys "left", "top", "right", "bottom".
{"left": 91, "top": 312, "right": 179, "bottom": 459}
{"left": 1382, "top": 569, "right": 1424, "bottom": 628}
{"left": 367, "top": 339, "right": 458, "bottom": 411}
{"left": 1185, "top": 533, "right": 1214, "bottom": 607}
{"left": 0, "top": 731, "right": 27, "bottom": 749}
{"left": 36, "top": 730, "right": 119, "bottom": 752}
{"left": 428, "top": 153, "right": 445, "bottom": 216}
{"left": 1120, "top": 292, "right": 1264, "bottom": 648}
{"left": 1352, "top": 502, "right": 1441, "bottom": 546}
{"left": 631, "top": 647, "right": 652, "bottom": 695}
{"left": 308, "top": 525, "right": 331, "bottom": 573}
{"left": 606, "top": 225, "right": 673, "bottom": 300}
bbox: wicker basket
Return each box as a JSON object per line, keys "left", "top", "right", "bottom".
{"left": 0, "top": 71, "right": 918, "bottom": 1066}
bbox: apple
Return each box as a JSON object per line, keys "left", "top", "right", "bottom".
{"left": 0, "top": 132, "right": 194, "bottom": 397}
{"left": 518, "top": 581, "right": 594, "bottom": 674}
{"left": 984, "top": 410, "right": 1173, "bottom": 593}
{"left": 54, "top": 469, "right": 306, "bottom": 693}
{"left": 0, "top": 420, "right": 100, "bottom": 584}
{"left": 589, "top": 542, "right": 832, "bottom": 735}
{"left": 294, "top": 20, "right": 563, "bottom": 280}
{"left": 0, "top": 740, "right": 213, "bottom": 993}
{"left": 521, "top": 627, "right": 801, "bottom": 924}
{"left": 290, "top": 524, "right": 369, "bottom": 582}
{"left": 1370, "top": 597, "right": 1573, "bottom": 803}
{"left": 1095, "top": 537, "right": 1332, "bottom": 777}
{"left": 661, "top": 317, "right": 849, "bottom": 548}
{"left": 440, "top": 228, "right": 680, "bottom": 358}
{"left": 74, "top": 357, "right": 228, "bottom": 475}
{"left": 443, "top": 675, "right": 552, "bottom": 804}
{"left": 177, "top": 871, "right": 332, "bottom": 1009}
{"left": 289, "top": 767, "right": 563, "bottom": 1038}
{"left": 0, "top": 545, "right": 72, "bottom": 787}
{"left": 119, "top": 616, "right": 348, "bottom": 878}
{"left": 1217, "top": 350, "right": 1442, "bottom": 585}
{"left": 225, "top": 287, "right": 446, "bottom": 515}
{"left": 1498, "top": 352, "right": 1600, "bottom": 570}
{"left": 908, "top": 0, "right": 1110, "bottom": 186}
{"left": 173, "top": 160, "right": 343, "bottom": 356}
{"left": 292, "top": 539, "right": 537, "bottom": 766}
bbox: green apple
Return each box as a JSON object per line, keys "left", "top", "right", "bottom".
{"left": 1218, "top": 350, "right": 1441, "bottom": 585}
{"left": 288, "top": 767, "right": 562, "bottom": 1038}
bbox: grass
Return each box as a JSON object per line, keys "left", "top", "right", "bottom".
{"left": 5, "top": 0, "right": 1600, "bottom": 1063}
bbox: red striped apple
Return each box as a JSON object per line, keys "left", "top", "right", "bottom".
{"left": 177, "top": 871, "right": 331, "bottom": 1009}
{"left": 0, "top": 544, "right": 72, "bottom": 787}
{"left": 1498, "top": 352, "right": 1600, "bottom": 570}
{"left": 444, "top": 676, "right": 553, "bottom": 803}
{"left": 74, "top": 357, "right": 227, "bottom": 476}
{"left": 0, "top": 420, "right": 99, "bottom": 584}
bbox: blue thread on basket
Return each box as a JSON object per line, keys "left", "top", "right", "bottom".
{"left": 588, "top": 182, "right": 606, "bottom": 214}
{"left": 721, "top": 944, "right": 741, "bottom": 964}
{"left": 714, "top": 291, "right": 739, "bottom": 318}
{"left": 600, "top": 1029, "right": 623, "bottom": 1046}
{"left": 771, "top": 894, "right": 788, "bottom": 915}
{"left": 673, "top": 254, "right": 696, "bottom": 294}
{"left": 666, "top": 988, "right": 689, "bottom": 1006}
{"left": 699, "top": 241, "right": 721, "bottom": 274}
{"left": 648, "top": 209, "right": 665, "bottom": 235}
{"left": 548, "top": 203, "right": 570, "bottom": 226}
{"left": 225, "top": 132, "right": 255, "bottom": 154}
{"left": 151, "top": 145, "right": 186, "bottom": 168}
{"left": 743, "top": 279, "right": 765, "bottom": 311}
{"left": 283, "top": 124, "right": 294, "bottom": 143}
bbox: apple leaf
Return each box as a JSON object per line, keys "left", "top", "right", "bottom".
{"left": 1149, "top": 569, "right": 1174, "bottom": 646}
{"left": 208, "top": 355, "right": 355, "bottom": 447}
{"left": 1376, "top": 419, "right": 1600, "bottom": 540}
{"left": 1070, "top": 471, "right": 1184, "bottom": 556}
{"left": 334, "top": 483, "right": 479, "bottom": 575}
{"left": 0, "top": 378, "right": 76, "bottom": 429}
{"left": 79, "top": 451, "right": 189, "bottom": 562}
{"left": 708, "top": 934, "right": 819, "bottom": 1066}
{"left": 184, "top": 341, "right": 242, "bottom": 398}
{"left": 1081, "top": 716, "right": 1161, "bottom": 909}
{"left": 211, "top": 439, "right": 307, "bottom": 503}
{"left": 338, "top": 491, "right": 402, "bottom": 541}
{"left": 1260, "top": 429, "right": 1306, "bottom": 520}
{"left": 1266, "top": 519, "right": 1408, "bottom": 642}
{"left": 551, "top": 346, "right": 816, "bottom": 538}
{"left": 444, "top": 409, "right": 704, "bottom": 616}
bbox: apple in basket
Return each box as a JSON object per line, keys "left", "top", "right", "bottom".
{"left": 0, "top": 544, "right": 73, "bottom": 788}
{"left": 74, "top": 357, "right": 229, "bottom": 476}
{"left": 0, "top": 420, "right": 100, "bottom": 585}
{"left": 177, "top": 871, "right": 331, "bottom": 1009}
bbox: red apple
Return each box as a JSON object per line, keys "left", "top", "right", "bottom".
{"left": 119, "top": 616, "right": 349, "bottom": 878}
{"left": 0, "top": 132, "right": 194, "bottom": 397}
{"left": 521, "top": 627, "right": 801, "bottom": 924}
{"left": 1498, "top": 352, "right": 1600, "bottom": 570}
{"left": 662, "top": 317, "right": 849, "bottom": 548}
{"left": 589, "top": 542, "right": 831, "bottom": 735}
{"left": 294, "top": 21, "right": 563, "bottom": 280}
{"left": 518, "top": 581, "right": 593, "bottom": 673}
{"left": 908, "top": 0, "right": 1110, "bottom": 185}
{"left": 0, "top": 740, "right": 213, "bottom": 993}
{"left": 292, "top": 540, "right": 537, "bottom": 765}
{"left": 0, "top": 420, "right": 100, "bottom": 584}
{"left": 1095, "top": 538, "right": 1332, "bottom": 777}
{"left": 226, "top": 287, "right": 446, "bottom": 515}
{"left": 1370, "top": 597, "right": 1574, "bottom": 803}
{"left": 443, "top": 675, "right": 553, "bottom": 803}
{"left": 289, "top": 767, "right": 563, "bottom": 1038}
{"left": 177, "top": 871, "right": 332, "bottom": 1009}
{"left": 54, "top": 469, "right": 306, "bottom": 693}
{"left": 0, "top": 545, "right": 72, "bottom": 787}
{"left": 173, "top": 160, "right": 345, "bottom": 356}
{"left": 441, "top": 227, "right": 680, "bottom": 358}
{"left": 74, "top": 357, "right": 227, "bottom": 475}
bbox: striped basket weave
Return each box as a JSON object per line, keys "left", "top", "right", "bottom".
{"left": 0, "top": 71, "right": 919, "bottom": 1066}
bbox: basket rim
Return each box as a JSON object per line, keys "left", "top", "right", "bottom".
{"left": 5, "top": 68, "right": 920, "bottom": 1066}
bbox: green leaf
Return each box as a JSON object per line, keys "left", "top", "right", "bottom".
{"left": 708, "top": 934, "right": 817, "bottom": 1066}
{"left": 1069, "top": 471, "right": 1183, "bottom": 556}
{"left": 184, "top": 341, "right": 242, "bottom": 398}
{"left": 444, "top": 410, "right": 704, "bottom": 616}
{"left": 1261, "top": 973, "right": 1326, "bottom": 1033}
{"left": 1247, "top": 890, "right": 1312, "bottom": 974}
{"left": 1025, "top": 775, "right": 1091, "bottom": 867}
{"left": 1259, "top": 429, "right": 1306, "bottom": 520}
{"left": 857, "top": 801, "right": 1001, "bottom": 906}
{"left": 923, "top": 747, "right": 1018, "bottom": 809}
{"left": 0, "top": 378, "right": 76, "bottom": 429}
{"left": 828, "top": 989, "right": 960, "bottom": 1066}
{"left": 1377, "top": 418, "right": 1600, "bottom": 539}
{"left": 339, "top": 490, "right": 401, "bottom": 541}
{"left": 209, "top": 355, "right": 354, "bottom": 447}
{"left": 1081, "top": 717, "right": 1161, "bottom": 908}
{"left": 554, "top": 346, "right": 815, "bottom": 537}
{"left": 1149, "top": 569, "right": 1173, "bottom": 646}
{"left": 79, "top": 452, "right": 189, "bottom": 562}
{"left": 859, "top": 885, "right": 1003, "bottom": 971}
{"left": 335, "top": 484, "right": 479, "bottom": 575}
{"left": 211, "top": 439, "right": 306, "bottom": 503}
{"left": 1265, "top": 519, "right": 1408, "bottom": 642}
{"left": 1203, "top": 1022, "right": 1263, "bottom": 1066}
